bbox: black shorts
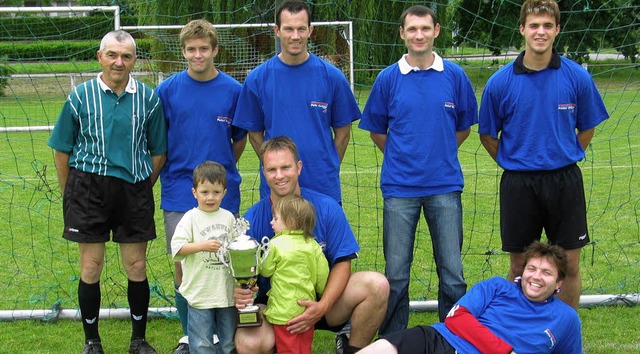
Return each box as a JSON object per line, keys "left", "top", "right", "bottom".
{"left": 62, "top": 169, "right": 156, "bottom": 243}
{"left": 500, "top": 163, "right": 589, "bottom": 252}
{"left": 383, "top": 326, "right": 456, "bottom": 354}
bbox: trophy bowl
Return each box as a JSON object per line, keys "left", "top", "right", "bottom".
{"left": 220, "top": 217, "right": 269, "bottom": 327}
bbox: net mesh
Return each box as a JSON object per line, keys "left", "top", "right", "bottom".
{"left": 0, "top": 1, "right": 638, "bottom": 318}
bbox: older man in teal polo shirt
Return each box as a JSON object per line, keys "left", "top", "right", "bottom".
{"left": 48, "top": 30, "right": 167, "bottom": 354}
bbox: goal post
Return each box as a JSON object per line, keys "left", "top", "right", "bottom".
{"left": 0, "top": 6, "right": 121, "bottom": 29}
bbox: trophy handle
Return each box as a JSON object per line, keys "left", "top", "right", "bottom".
{"left": 258, "top": 236, "right": 270, "bottom": 265}
{"left": 218, "top": 245, "right": 231, "bottom": 268}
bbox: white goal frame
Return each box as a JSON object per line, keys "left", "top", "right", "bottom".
{"left": 0, "top": 6, "right": 121, "bottom": 27}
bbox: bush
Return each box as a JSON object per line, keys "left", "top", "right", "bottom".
{"left": 0, "top": 39, "right": 154, "bottom": 61}
{"left": 0, "top": 15, "right": 139, "bottom": 41}
{"left": 0, "top": 56, "right": 15, "bottom": 97}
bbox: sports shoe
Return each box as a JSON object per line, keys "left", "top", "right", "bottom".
{"left": 172, "top": 342, "right": 189, "bottom": 354}
{"left": 128, "top": 338, "right": 158, "bottom": 354}
{"left": 335, "top": 332, "right": 350, "bottom": 354}
{"left": 82, "top": 340, "right": 104, "bottom": 354}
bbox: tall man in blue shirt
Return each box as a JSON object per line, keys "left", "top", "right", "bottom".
{"left": 155, "top": 19, "right": 247, "bottom": 354}
{"left": 359, "top": 5, "right": 478, "bottom": 335}
{"left": 479, "top": 0, "right": 609, "bottom": 310}
{"left": 232, "top": 0, "right": 360, "bottom": 204}
{"left": 48, "top": 30, "right": 167, "bottom": 354}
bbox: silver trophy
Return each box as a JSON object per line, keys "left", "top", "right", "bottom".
{"left": 220, "top": 217, "right": 269, "bottom": 327}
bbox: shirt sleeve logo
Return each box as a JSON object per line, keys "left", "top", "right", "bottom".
{"left": 444, "top": 101, "right": 456, "bottom": 109}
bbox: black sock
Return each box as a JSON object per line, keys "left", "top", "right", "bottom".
{"left": 78, "top": 279, "right": 101, "bottom": 342}
{"left": 128, "top": 278, "right": 150, "bottom": 340}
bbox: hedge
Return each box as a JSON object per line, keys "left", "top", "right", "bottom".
{"left": 0, "top": 15, "right": 138, "bottom": 41}
{"left": 0, "top": 39, "right": 154, "bottom": 61}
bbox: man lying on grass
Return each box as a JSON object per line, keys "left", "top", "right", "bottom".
{"left": 358, "top": 241, "right": 581, "bottom": 354}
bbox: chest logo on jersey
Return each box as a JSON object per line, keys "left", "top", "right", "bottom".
{"left": 544, "top": 328, "right": 557, "bottom": 348}
{"left": 310, "top": 101, "right": 329, "bottom": 113}
{"left": 318, "top": 241, "right": 327, "bottom": 253}
{"left": 558, "top": 103, "right": 576, "bottom": 114}
{"left": 444, "top": 102, "right": 456, "bottom": 109}
{"left": 217, "top": 116, "right": 232, "bottom": 126}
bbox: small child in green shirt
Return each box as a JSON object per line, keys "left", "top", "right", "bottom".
{"left": 260, "top": 194, "right": 329, "bottom": 354}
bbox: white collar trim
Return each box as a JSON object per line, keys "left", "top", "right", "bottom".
{"left": 398, "top": 53, "right": 444, "bottom": 74}
{"left": 97, "top": 73, "right": 137, "bottom": 94}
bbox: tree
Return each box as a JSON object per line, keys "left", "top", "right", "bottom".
{"left": 454, "top": 0, "right": 521, "bottom": 56}
{"left": 0, "top": 0, "right": 24, "bottom": 6}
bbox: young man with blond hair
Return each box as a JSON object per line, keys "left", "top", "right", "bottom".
{"left": 156, "top": 19, "right": 247, "bottom": 354}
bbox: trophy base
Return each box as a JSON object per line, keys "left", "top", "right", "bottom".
{"left": 237, "top": 305, "right": 263, "bottom": 328}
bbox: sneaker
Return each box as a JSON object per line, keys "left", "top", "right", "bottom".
{"left": 129, "top": 338, "right": 158, "bottom": 354}
{"left": 82, "top": 340, "right": 104, "bottom": 354}
{"left": 172, "top": 342, "right": 189, "bottom": 354}
{"left": 335, "top": 332, "right": 350, "bottom": 354}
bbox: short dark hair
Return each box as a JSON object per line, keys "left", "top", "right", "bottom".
{"left": 522, "top": 241, "right": 568, "bottom": 281}
{"left": 276, "top": 0, "right": 312, "bottom": 27}
{"left": 259, "top": 136, "right": 300, "bottom": 163}
{"left": 399, "top": 5, "right": 438, "bottom": 28}
{"left": 192, "top": 161, "right": 227, "bottom": 188}
{"left": 519, "top": 0, "right": 561, "bottom": 27}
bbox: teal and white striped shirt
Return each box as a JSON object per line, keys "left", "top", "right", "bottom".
{"left": 49, "top": 74, "right": 167, "bottom": 184}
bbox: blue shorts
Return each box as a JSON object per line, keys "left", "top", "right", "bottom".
{"left": 62, "top": 169, "right": 156, "bottom": 243}
{"left": 500, "top": 163, "right": 589, "bottom": 252}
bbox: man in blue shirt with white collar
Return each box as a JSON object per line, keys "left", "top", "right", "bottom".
{"left": 359, "top": 5, "right": 478, "bottom": 336}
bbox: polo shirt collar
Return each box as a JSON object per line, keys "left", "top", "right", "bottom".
{"left": 514, "top": 48, "right": 561, "bottom": 74}
{"left": 97, "top": 73, "right": 137, "bottom": 94}
{"left": 398, "top": 53, "right": 444, "bottom": 74}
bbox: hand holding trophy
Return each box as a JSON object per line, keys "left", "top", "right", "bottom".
{"left": 219, "top": 217, "right": 270, "bottom": 327}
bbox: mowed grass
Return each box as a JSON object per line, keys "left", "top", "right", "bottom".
{"left": 1, "top": 305, "right": 639, "bottom": 353}
{"left": 0, "top": 62, "right": 639, "bottom": 352}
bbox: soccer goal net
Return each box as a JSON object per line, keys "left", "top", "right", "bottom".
{"left": 120, "top": 21, "right": 354, "bottom": 90}
{"left": 0, "top": 3, "right": 638, "bottom": 321}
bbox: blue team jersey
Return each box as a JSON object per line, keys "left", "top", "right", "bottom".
{"left": 360, "top": 56, "right": 478, "bottom": 198}
{"left": 479, "top": 54, "right": 609, "bottom": 171}
{"left": 232, "top": 54, "right": 361, "bottom": 203}
{"left": 156, "top": 70, "right": 246, "bottom": 214}
{"left": 433, "top": 277, "right": 582, "bottom": 354}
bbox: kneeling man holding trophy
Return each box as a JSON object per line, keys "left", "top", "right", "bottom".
{"left": 233, "top": 137, "right": 390, "bottom": 354}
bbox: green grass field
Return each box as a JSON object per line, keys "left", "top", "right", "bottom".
{"left": 0, "top": 60, "right": 639, "bottom": 352}
{"left": 0, "top": 306, "right": 639, "bottom": 353}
